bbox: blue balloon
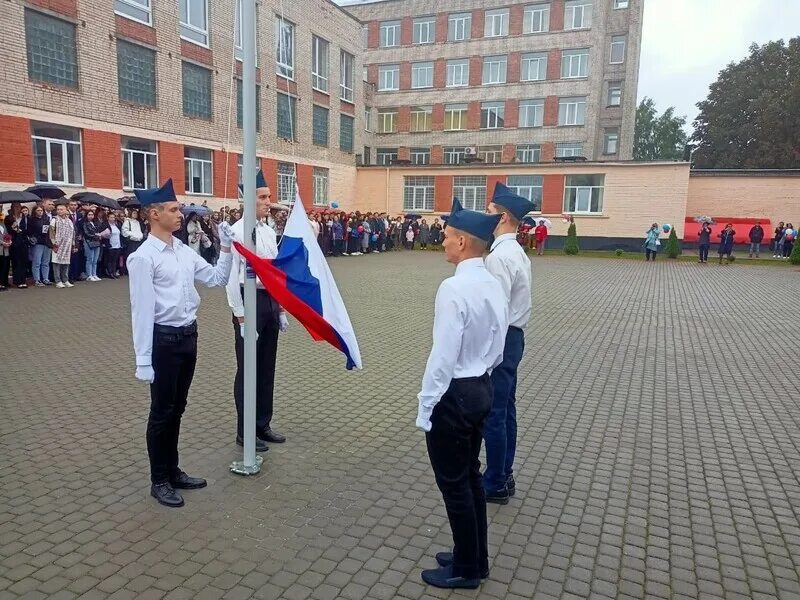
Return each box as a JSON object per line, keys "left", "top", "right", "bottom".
{"left": 662, "top": 224, "right": 671, "bottom": 233}
{"left": 331, "top": 202, "right": 339, "bottom": 209}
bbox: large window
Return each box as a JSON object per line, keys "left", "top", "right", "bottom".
{"left": 610, "top": 35, "right": 626, "bottom": 64}
{"left": 448, "top": 13, "right": 471, "bottom": 41}
{"left": 313, "top": 167, "right": 328, "bottom": 206}
{"left": 377, "top": 148, "right": 398, "bottom": 165}
{"left": 410, "top": 148, "right": 431, "bottom": 165}
{"left": 410, "top": 106, "right": 432, "bottom": 132}
{"left": 25, "top": 9, "right": 78, "bottom": 88}
{"left": 31, "top": 123, "right": 82, "bottom": 185}
{"left": 556, "top": 143, "right": 583, "bottom": 157}
{"left": 519, "top": 99, "right": 544, "bottom": 128}
{"left": 444, "top": 104, "right": 468, "bottom": 131}
{"left": 516, "top": 144, "right": 541, "bottom": 163}
{"left": 340, "top": 51, "right": 354, "bottom": 102}
{"left": 340, "top": 114, "right": 354, "bottom": 152}
{"left": 182, "top": 62, "right": 212, "bottom": 119}
{"left": 122, "top": 138, "right": 157, "bottom": 190}
{"left": 378, "top": 64, "right": 399, "bottom": 91}
{"left": 117, "top": 40, "right": 156, "bottom": 106}
{"left": 608, "top": 81, "right": 622, "bottom": 106}
{"left": 521, "top": 53, "right": 547, "bottom": 82}
{"left": 276, "top": 17, "right": 294, "bottom": 79}
{"left": 411, "top": 62, "right": 433, "bottom": 89}
{"left": 115, "top": 0, "right": 151, "bottom": 25}
{"left": 481, "top": 102, "right": 505, "bottom": 129}
{"left": 179, "top": 0, "right": 208, "bottom": 46}
{"left": 453, "top": 176, "right": 487, "bottom": 211}
{"left": 565, "top": 0, "right": 592, "bottom": 30}
{"left": 377, "top": 109, "right": 397, "bottom": 133}
{"left": 483, "top": 55, "right": 507, "bottom": 85}
{"left": 312, "top": 36, "right": 329, "bottom": 92}
{"left": 564, "top": 174, "right": 604, "bottom": 213}
{"left": 558, "top": 97, "right": 587, "bottom": 126}
{"left": 237, "top": 155, "right": 262, "bottom": 197}
{"left": 604, "top": 128, "right": 619, "bottom": 154}
{"left": 312, "top": 105, "right": 329, "bottom": 146}
{"left": 236, "top": 80, "right": 261, "bottom": 130}
{"left": 277, "top": 162, "right": 296, "bottom": 204}
{"left": 479, "top": 146, "right": 502, "bottom": 164}
{"left": 413, "top": 17, "right": 435, "bottom": 44}
{"left": 277, "top": 93, "right": 297, "bottom": 139}
{"left": 561, "top": 49, "right": 589, "bottom": 79}
{"left": 447, "top": 59, "right": 469, "bottom": 87}
{"left": 524, "top": 4, "right": 550, "bottom": 34}
{"left": 184, "top": 147, "right": 212, "bottom": 195}
{"left": 485, "top": 9, "right": 509, "bottom": 37}
{"left": 403, "top": 176, "right": 434, "bottom": 211}
{"left": 233, "top": 0, "right": 258, "bottom": 62}
{"left": 380, "top": 21, "right": 400, "bottom": 47}
{"left": 444, "top": 147, "right": 467, "bottom": 165}
{"left": 507, "top": 175, "right": 543, "bottom": 211}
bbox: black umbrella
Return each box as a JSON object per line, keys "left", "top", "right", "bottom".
{"left": 405, "top": 213, "right": 422, "bottom": 220}
{"left": 71, "top": 192, "right": 121, "bottom": 211}
{"left": 118, "top": 196, "right": 139, "bottom": 208}
{"left": 0, "top": 190, "right": 40, "bottom": 204}
{"left": 25, "top": 184, "right": 66, "bottom": 199}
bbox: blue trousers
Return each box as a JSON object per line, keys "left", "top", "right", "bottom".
{"left": 32, "top": 244, "right": 50, "bottom": 282}
{"left": 483, "top": 326, "right": 525, "bottom": 492}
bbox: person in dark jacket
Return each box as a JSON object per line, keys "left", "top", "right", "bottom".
{"left": 773, "top": 222, "right": 785, "bottom": 258}
{"left": 27, "top": 205, "right": 51, "bottom": 286}
{"left": 82, "top": 210, "right": 103, "bottom": 281}
{"left": 4, "top": 212, "right": 28, "bottom": 288}
{"left": 697, "top": 222, "right": 712, "bottom": 263}
{"left": 748, "top": 222, "right": 764, "bottom": 258}
{"left": 783, "top": 223, "right": 796, "bottom": 259}
{"left": 717, "top": 224, "right": 736, "bottom": 264}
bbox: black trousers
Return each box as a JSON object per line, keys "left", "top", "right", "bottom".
{"left": 0, "top": 255, "right": 9, "bottom": 287}
{"left": 233, "top": 288, "right": 280, "bottom": 438}
{"left": 645, "top": 249, "right": 657, "bottom": 261}
{"left": 147, "top": 323, "right": 198, "bottom": 484}
{"left": 426, "top": 373, "right": 493, "bottom": 579}
{"left": 105, "top": 248, "right": 121, "bottom": 277}
{"left": 10, "top": 244, "right": 27, "bottom": 285}
{"left": 699, "top": 244, "right": 710, "bottom": 261}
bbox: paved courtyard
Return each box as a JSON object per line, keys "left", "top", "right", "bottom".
{"left": 2, "top": 252, "right": 800, "bottom": 600}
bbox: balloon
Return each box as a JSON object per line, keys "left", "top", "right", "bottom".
{"left": 662, "top": 224, "right": 671, "bottom": 233}
{"left": 357, "top": 225, "right": 364, "bottom": 233}
{"left": 331, "top": 202, "right": 339, "bottom": 209}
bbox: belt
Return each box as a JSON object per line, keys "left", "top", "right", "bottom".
{"left": 452, "top": 372, "right": 490, "bottom": 384}
{"left": 154, "top": 321, "right": 197, "bottom": 336}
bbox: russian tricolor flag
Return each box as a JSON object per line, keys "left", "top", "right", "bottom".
{"left": 233, "top": 194, "right": 362, "bottom": 370}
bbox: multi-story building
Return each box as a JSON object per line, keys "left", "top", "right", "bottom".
{"left": 0, "top": 0, "right": 366, "bottom": 207}
{"left": 346, "top": 0, "right": 643, "bottom": 166}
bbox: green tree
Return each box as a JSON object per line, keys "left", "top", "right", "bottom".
{"left": 692, "top": 38, "right": 800, "bottom": 169}
{"left": 634, "top": 97, "right": 688, "bottom": 160}
{"left": 790, "top": 239, "right": 800, "bottom": 265}
{"left": 563, "top": 222, "right": 579, "bottom": 255}
{"left": 665, "top": 228, "right": 681, "bottom": 258}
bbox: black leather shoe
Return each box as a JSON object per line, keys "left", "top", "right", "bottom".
{"left": 507, "top": 475, "right": 516, "bottom": 497}
{"left": 260, "top": 428, "right": 286, "bottom": 443}
{"left": 435, "top": 553, "right": 489, "bottom": 579}
{"left": 170, "top": 470, "right": 207, "bottom": 490}
{"left": 236, "top": 435, "right": 269, "bottom": 452}
{"left": 486, "top": 486, "right": 510, "bottom": 505}
{"left": 151, "top": 483, "right": 184, "bottom": 507}
{"left": 421, "top": 565, "right": 480, "bottom": 589}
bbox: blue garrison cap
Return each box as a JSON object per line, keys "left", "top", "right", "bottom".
{"left": 239, "top": 170, "right": 269, "bottom": 193}
{"left": 491, "top": 182, "right": 536, "bottom": 221}
{"left": 447, "top": 198, "right": 502, "bottom": 242}
{"left": 133, "top": 178, "right": 177, "bottom": 205}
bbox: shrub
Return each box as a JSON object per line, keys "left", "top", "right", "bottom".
{"left": 615, "top": 249, "right": 624, "bottom": 257}
{"left": 791, "top": 240, "right": 800, "bottom": 265}
{"left": 563, "top": 222, "right": 579, "bottom": 255}
{"left": 665, "top": 228, "right": 681, "bottom": 258}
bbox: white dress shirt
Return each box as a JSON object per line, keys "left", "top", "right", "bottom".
{"left": 226, "top": 219, "right": 278, "bottom": 318}
{"left": 128, "top": 235, "right": 232, "bottom": 367}
{"left": 416, "top": 258, "right": 509, "bottom": 432}
{"left": 485, "top": 233, "right": 532, "bottom": 329}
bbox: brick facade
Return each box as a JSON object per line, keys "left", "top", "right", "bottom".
{"left": 115, "top": 16, "right": 157, "bottom": 47}
{"left": 541, "top": 174, "right": 565, "bottom": 213}
{"left": 0, "top": 116, "right": 34, "bottom": 184}
{"left": 27, "top": 0, "right": 77, "bottom": 18}
{"left": 83, "top": 130, "right": 122, "bottom": 189}
{"left": 433, "top": 175, "right": 452, "bottom": 212}
{"left": 158, "top": 142, "right": 186, "bottom": 195}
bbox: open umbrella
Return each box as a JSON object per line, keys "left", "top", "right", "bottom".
{"left": 117, "top": 195, "right": 139, "bottom": 208}
{"left": 180, "top": 204, "right": 212, "bottom": 217}
{"left": 535, "top": 217, "right": 553, "bottom": 229}
{"left": 25, "top": 184, "right": 65, "bottom": 199}
{"left": 71, "top": 192, "right": 121, "bottom": 211}
{"left": 694, "top": 215, "right": 715, "bottom": 224}
{"left": 405, "top": 213, "right": 422, "bottom": 220}
{"left": 0, "top": 190, "right": 40, "bottom": 204}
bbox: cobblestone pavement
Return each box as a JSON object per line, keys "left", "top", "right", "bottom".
{"left": 2, "top": 252, "right": 800, "bottom": 600}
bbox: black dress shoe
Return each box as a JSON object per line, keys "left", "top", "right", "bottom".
{"left": 507, "top": 475, "right": 516, "bottom": 497}
{"left": 485, "top": 486, "right": 510, "bottom": 505}
{"left": 260, "top": 428, "right": 286, "bottom": 443}
{"left": 435, "top": 552, "right": 489, "bottom": 579}
{"left": 236, "top": 435, "right": 269, "bottom": 452}
{"left": 421, "top": 565, "right": 480, "bottom": 589}
{"left": 151, "top": 483, "right": 184, "bottom": 508}
{"left": 170, "top": 470, "right": 207, "bottom": 489}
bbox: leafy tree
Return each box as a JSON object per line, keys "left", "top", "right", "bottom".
{"left": 790, "top": 240, "right": 800, "bottom": 265}
{"left": 692, "top": 38, "right": 800, "bottom": 169}
{"left": 563, "top": 222, "right": 579, "bottom": 255}
{"left": 634, "top": 97, "right": 688, "bottom": 161}
{"left": 665, "top": 228, "right": 681, "bottom": 258}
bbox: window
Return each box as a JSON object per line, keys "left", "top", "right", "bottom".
{"left": 117, "top": 40, "right": 156, "bottom": 106}
{"left": 277, "top": 162, "right": 296, "bottom": 204}
{"left": 446, "top": 59, "right": 469, "bottom": 87}
{"left": 363, "top": 146, "right": 371, "bottom": 165}
{"left": 377, "top": 148, "right": 398, "bottom": 165}
{"left": 564, "top": 0, "right": 592, "bottom": 30}
{"left": 277, "top": 93, "right": 297, "bottom": 139}
{"left": 524, "top": 4, "right": 550, "bottom": 33}
{"left": 312, "top": 105, "right": 329, "bottom": 146}
{"left": 444, "top": 147, "right": 467, "bottom": 165}
{"left": 479, "top": 146, "right": 502, "bottom": 164}
{"left": 380, "top": 21, "right": 400, "bottom": 47}
{"left": 411, "top": 62, "right": 433, "bottom": 89}
{"left": 179, "top": 0, "right": 208, "bottom": 46}
{"left": 564, "top": 174, "right": 604, "bottom": 213}
{"left": 236, "top": 80, "right": 261, "bottom": 131}
{"left": 413, "top": 17, "right": 435, "bottom": 44}
{"left": 276, "top": 17, "right": 294, "bottom": 79}
{"left": 558, "top": 97, "right": 587, "bottom": 126}
{"left": 485, "top": 9, "right": 509, "bottom": 37}
{"left": 233, "top": 0, "right": 258, "bottom": 62}
{"left": 237, "top": 154, "right": 262, "bottom": 196}
{"left": 482, "top": 55, "right": 507, "bottom": 85}
{"left": 444, "top": 104, "right": 468, "bottom": 131}
{"left": 448, "top": 13, "right": 471, "bottom": 41}
{"left": 516, "top": 144, "right": 541, "bottom": 163}
{"left": 378, "top": 64, "right": 399, "bottom": 91}
{"left": 312, "top": 36, "right": 329, "bottom": 92}
{"left": 521, "top": 53, "right": 547, "bottom": 82}
{"left": 25, "top": 9, "right": 78, "bottom": 88}
{"left": 122, "top": 138, "right": 157, "bottom": 190}
{"left": 313, "top": 167, "right": 328, "bottom": 206}
{"left": 364, "top": 107, "right": 372, "bottom": 132}
{"left": 610, "top": 35, "right": 626, "bottom": 64}
{"left": 340, "top": 114, "right": 354, "bottom": 152}
{"left": 614, "top": 0, "right": 629, "bottom": 8}
{"left": 182, "top": 62, "right": 212, "bottom": 119}
{"left": 507, "top": 175, "right": 543, "bottom": 211}
{"left": 115, "top": 0, "right": 151, "bottom": 25}
{"left": 377, "top": 108, "right": 397, "bottom": 133}
{"left": 608, "top": 81, "right": 622, "bottom": 106}
{"left": 561, "top": 48, "right": 589, "bottom": 78}
{"left": 519, "top": 99, "right": 544, "bottom": 128}
{"left": 403, "top": 176, "right": 434, "bottom": 211}
{"left": 31, "top": 123, "right": 82, "bottom": 185}
{"left": 410, "top": 106, "right": 432, "bottom": 132}
{"left": 410, "top": 148, "right": 431, "bottom": 165}
{"left": 604, "top": 128, "right": 619, "bottom": 154}
{"left": 340, "top": 51, "right": 355, "bottom": 101}
{"left": 481, "top": 102, "right": 505, "bottom": 129}
{"left": 556, "top": 142, "right": 583, "bottom": 157}
{"left": 184, "top": 147, "right": 212, "bottom": 195}
{"left": 453, "top": 176, "right": 487, "bottom": 210}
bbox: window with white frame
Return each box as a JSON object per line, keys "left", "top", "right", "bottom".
{"left": 31, "top": 123, "right": 82, "bottom": 185}
{"left": 413, "top": 16, "right": 435, "bottom": 44}
{"left": 485, "top": 9, "right": 509, "bottom": 37}
{"left": 564, "top": 0, "right": 592, "bottom": 30}
{"left": 448, "top": 12, "right": 471, "bottom": 41}
{"left": 446, "top": 59, "right": 469, "bottom": 87}
{"left": 604, "top": 128, "right": 619, "bottom": 154}
{"left": 403, "top": 176, "right": 434, "bottom": 211}
{"left": 312, "top": 36, "right": 329, "bottom": 92}
{"left": 521, "top": 53, "right": 547, "bottom": 81}
{"left": 122, "top": 138, "right": 157, "bottom": 190}
{"left": 519, "top": 99, "right": 544, "bottom": 127}
{"left": 482, "top": 55, "right": 507, "bottom": 85}
{"left": 411, "top": 62, "right": 433, "bottom": 89}
{"left": 179, "top": 0, "right": 208, "bottom": 46}
{"left": 233, "top": 0, "right": 258, "bottom": 62}
{"left": 556, "top": 142, "right": 583, "bottom": 157}
{"left": 276, "top": 17, "right": 294, "bottom": 79}
{"left": 479, "top": 146, "right": 502, "bottom": 164}
{"left": 364, "top": 106, "right": 372, "bottom": 132}
{"left": 237, "top": 154, "right": 262, "bottom": 197}
{"left": 507, "top": 175, "right": 543, "bottom": 210}
{"left": 377, "top": 148, "right": 398, "bottom": 165}
{"left": 524, "top": 3, "right": 550, "bottom": 33}
{"left": 277, "top": 162, "right": 297, "bottom": 204}
{"left": 444, "top": 104, "right": 468, "bottom": 131}
{"left": 614, "top": 0, "right": 629, "bottom": 8}
{"left": 410, "top": 106, "right": 432, "bottom": 132}
{"left": 410, "top": 148, "right": 430, "bottom": 165}
{"left": 378, "top": 64, "right": 399, "bottom": 91}
{"left": 516, "top": 144, "right": 541, "bottom": 163}
{"left": 564, "top": 174, "right": 604, "bottom": 213}
{"left": 313, "top": 167, "right": 328, "bottom": 206}
{"left": 184, "top": 147, "right": 212, "bottom": 195}
{"left": 610, "top": 35, "right": 626, "bottom": 64}
{"left": 558, "top": 96, "right": 587, "bottom": 126}
{"left": 115, "top": 0, "right": 151, "bottom": 25}
{"left": 340, "top": 51, "right": 354, "bottom": 102}
{"left": 607, "top": 81, "right": 622, "bottom": 106}
{"left": 481, "top": 102, "right": 505, "bottom": 129}
{"left": 561, "top": 48, "right": 589, "bottom": 78}
{"left": 453, "top": 176, "right": 487, "bottom": 210}
{"left": 444, "top": 147, "right": 467, "bottom": 165}
{"left": 25, "top": 9, "right": 78, "bottom": 88}
{"left": 377, "top": 108, "right": 397, "bottom": 133}
{"left": 380, "top": 20, "right": 400, "bottom": 47}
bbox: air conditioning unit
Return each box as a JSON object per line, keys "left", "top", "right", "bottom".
{"left": 465, "top": 146, "right": 477, "bottom": 156}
